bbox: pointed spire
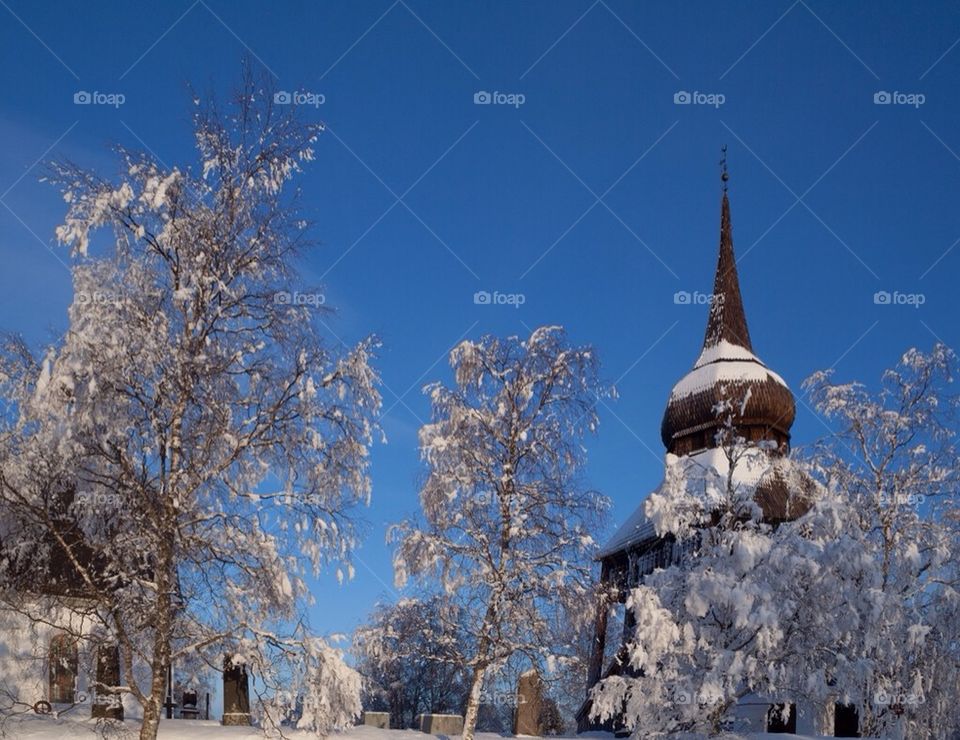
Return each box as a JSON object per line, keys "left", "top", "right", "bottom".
{"left": 661, "top": 157, "right": 795, "bottom": 456}
{"left": 702, "top": 152, "right": 752, "bottom": 351}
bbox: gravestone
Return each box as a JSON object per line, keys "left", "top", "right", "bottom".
{"left": 417, "top": 713, "right": 464, "bottom": 734}
{"left": 362, "top": 710, "right": 390, "bottom": 728}
{"left": 90, "top": 644, "right": 123, "bottom": 720}
{"left": 513, "top": 669, "right": 543, "bottom": 736}
{"left": 181, "top": 689, "right": 200, "bottom": 720}
{"left": 222, "top": 657, "right": 251, "bottom": 726}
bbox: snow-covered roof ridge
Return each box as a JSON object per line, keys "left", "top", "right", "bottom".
{"left": 597, "top": 452, "right": 740, "bottom": 558}
{"left": 597, "top": 493, "right": 658, "bottom": 558}
{"left": 670, "top": 355, "right": 791, "bottom": 403}
{"left": 693, "top": 339, "right": 764, "bottom": 369}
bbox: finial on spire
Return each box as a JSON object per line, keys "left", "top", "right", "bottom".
{"left": 720, "top": 145, "right": 729, "bottom": 191}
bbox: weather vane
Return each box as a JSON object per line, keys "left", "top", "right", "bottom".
{"left": 720, "top": 145, "right": 729, "bottom": 191}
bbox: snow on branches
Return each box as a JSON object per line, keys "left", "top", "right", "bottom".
{"left": 389, "top": 326, "right": 611, "bottom": 740}
{"left": 590, "top": 345, "right": 960, "bottom": 738}
{"left": 0, "top": 73, "right": 377, "bottom": 739}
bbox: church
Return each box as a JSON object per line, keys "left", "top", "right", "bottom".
{"left": 0, "top": 497, "right": 242, "bottom": 724}
{"left": 578, "top": 171, "right": 861, "bottom": 737}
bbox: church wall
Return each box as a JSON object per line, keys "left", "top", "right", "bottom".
{"left": 734, "top": 691, "right": 835, "bottom": 735}
{"left": 728, "top": 694, "right": 770, "bottom": 732}
{"left": 799, "top": 696, "right": 835, "bottom": 736}
{"left": 0, "top": 601, "right": 93, "bottom": 710}
{"left": 0, "top": 600, "right": 146, "bottom": 718}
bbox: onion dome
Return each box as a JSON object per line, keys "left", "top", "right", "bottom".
{"left": 660, "top": 186, "right": 796, "bottom": 457}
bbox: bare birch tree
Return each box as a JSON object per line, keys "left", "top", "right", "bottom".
{"left": 389, "top": 326, "right": 610, "bottom": 740}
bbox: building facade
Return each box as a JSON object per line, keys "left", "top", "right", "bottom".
{"left": 0, "top": 487, "right": 140, "bottom": 721}
{"left": 578, "top": 179, "right": 859, "bottom": 737}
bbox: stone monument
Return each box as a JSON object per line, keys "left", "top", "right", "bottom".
{"left": 222, "top": 656, "right": 251, "bottom": 726}
{"left": 513, "top": 669, "right": 544, "bottom": 736}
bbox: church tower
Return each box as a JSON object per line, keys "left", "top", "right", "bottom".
{"left": 659, "top": 179, "right": 795, "bottom": 461}
{"left": 578, "top": 162, "right": 812, "bottom": 732}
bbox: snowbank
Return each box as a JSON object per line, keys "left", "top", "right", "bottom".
{"left": 0, "top": 714, "right": 843, "bottom": 740}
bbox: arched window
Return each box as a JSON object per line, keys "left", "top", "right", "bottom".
{"left": 48, "top": 634, "right": 78, "bottom": 704}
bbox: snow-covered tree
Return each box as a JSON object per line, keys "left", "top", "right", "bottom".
{"left": 354, "top": 593, "right": 595, "bottom": 733}
{"left": 389, "top": 326, "right": 611, "bottom": 740}
{"left": 276, "top": 638, "right": 363, "bottom": 734}
{"left": 353, "top": 596, "right": 470, "bottom": 729}
{"left": 0, "top": 72, "right": 379, "bottom": 740}
{"left": 590, "top": 408, "right": 809, "bottom": 736}
{"left": 590, "top": 345, "right": 960, "bottom": 738}
{"left": 803, "top": 343, "right": 960, "bottom": 737}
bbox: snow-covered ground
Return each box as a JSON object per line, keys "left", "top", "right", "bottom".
{"left": 0, "top": 715, "right": 832, "bottom": 740}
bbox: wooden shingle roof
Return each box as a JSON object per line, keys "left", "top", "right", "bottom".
{"left": 660, "top": 188, "right": 796, "bottom": 455}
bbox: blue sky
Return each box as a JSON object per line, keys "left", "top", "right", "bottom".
{"left": 1, "top": 0, "right": 959, "bottom": 640}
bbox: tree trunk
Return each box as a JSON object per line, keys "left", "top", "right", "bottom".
{"left": 136, "top": 397, "right": 180, "bottom": 740}
{"left": 140, "top": 521, "right": 175, "bottom": 740}
{"left": 140, "top": 694, "right": 161, "bottom": 740}
{"left": 462, "top": 664, "right": 487, "bottom": 740}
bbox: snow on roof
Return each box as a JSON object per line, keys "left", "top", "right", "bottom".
{"left": 670, "top": 351, "right": 790, "bottom": 402}
{"left": 597, "top": 498, "right": 659, "bottom": 559}
{"left": 693, "top": 339, "right": 761, "bottom": 368}
{"left": 597, "top": 447, "right": 776, "bottom": 559}
{"left": 681, "top": 446, "right": 772, "bottom": 487}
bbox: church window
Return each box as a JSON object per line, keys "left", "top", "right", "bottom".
{"left": 48, "top": 633, "right": 78, "bottom": 704}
